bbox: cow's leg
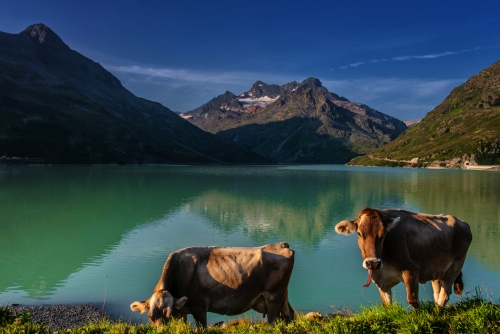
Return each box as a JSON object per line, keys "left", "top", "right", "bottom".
{"left": 279, "top": 290, "right": 294, "bottom": 323}
{"left": 263, "top": 292, "right": 283, "bottom": 325}
{"left": 190, "top": 309, "right": 207, "bottom": 328}
{"left": 378, "top": 287, "right": 392, "bottom": 306}
{"left": 285, "top": 300, "right": 295, "bottom": 322}
{"left": 431, "top": 280, "right": 442, "bottom": 304}
{"left": 266, "top": 301, "right": 281, "bottom": 325}
{"left": 437, "top": 262, "right": 466, "bottom": 306}
{"left": 435, "top": 280, "right": 453, "bottom": 306}
{"left": 436, "top": 271, "right": 458, "bottom": 306}
{"left": 402, "top": 269, "right": 419, "bottom": 310}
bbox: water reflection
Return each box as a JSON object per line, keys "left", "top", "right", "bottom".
{"left": 1, "top": 165, "right": 499, "bottom": 318}
{"left": 0, "top": 166, "right": 205, "bottom": 298}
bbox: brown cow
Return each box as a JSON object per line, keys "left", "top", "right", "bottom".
{"left": 130, "top": 242, "right": 295, "bottom": 327}
{"left": 335, "top": 208, "right": 472, "bottom": 309}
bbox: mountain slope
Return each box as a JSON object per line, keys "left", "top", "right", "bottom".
{"left": 348, "top": 60, "right": 500, "bottom": 168}
{"left": 183, "top": 78, "right": 407, "bottom": 163}
{"left": 0, "top": 24, "right": 266, "bottom": 164}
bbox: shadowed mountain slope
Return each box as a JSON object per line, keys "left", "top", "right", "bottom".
{"left": 0, "top": 24, "right": 266, "bottom": 164}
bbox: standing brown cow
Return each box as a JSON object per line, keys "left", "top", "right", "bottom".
{"left": 335, "top": 208, "right": 472, "bottom": 309}
{"left": 131, "top": 242, "right": 295, "bottom": 327}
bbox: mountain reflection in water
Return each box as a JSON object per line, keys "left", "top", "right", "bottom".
{"left": 1, "top": 165, "right": 499, "bottom": 323}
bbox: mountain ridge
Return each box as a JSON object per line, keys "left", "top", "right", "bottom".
{"left": 0, "top": 24, "right": 267, "bottom": 164}
{"left": 182, "top": 78, "right": 407, "bottom": 163}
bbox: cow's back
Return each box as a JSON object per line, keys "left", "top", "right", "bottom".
{"left": 383, "top": 210, "right": 472, "bottom": 281}
{"left": 166, "top": 243, "right": 294, "bottom": 312}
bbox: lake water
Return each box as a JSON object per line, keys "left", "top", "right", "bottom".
{"left": 1, "top": 165, "right": 499, "bottom": 325}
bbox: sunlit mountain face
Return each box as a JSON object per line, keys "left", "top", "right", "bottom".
{"left": 182, "top": 78, "right": 407, "bottom": 163}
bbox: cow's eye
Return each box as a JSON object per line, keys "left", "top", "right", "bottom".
{"left": 357, "top": 232, "right": 361, "bottom": 238}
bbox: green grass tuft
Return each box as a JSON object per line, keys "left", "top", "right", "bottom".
{"left": 1, "top": 293, "right": 499, "bottom": 333}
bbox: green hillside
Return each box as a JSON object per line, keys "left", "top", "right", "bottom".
{"left": 349, "top": 60, "right": 500, "bottom": 168}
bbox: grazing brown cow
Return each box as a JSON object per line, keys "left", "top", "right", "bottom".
{"left": 335, "top": 208, "right": 472, "bottom": 309}
{"left": 130, "top": 242, "right": 295, "bottom": 327}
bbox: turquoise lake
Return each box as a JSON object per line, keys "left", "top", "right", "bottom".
{"left": 0, "top": 165, "right": 499, "bottom": 325}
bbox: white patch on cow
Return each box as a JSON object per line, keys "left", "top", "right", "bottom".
{"left": 363, "top": 257, "right": 383, "bottom": 269}
{"left": 372, "top": 265, "right": 403, "bottom": 292}
{"left": 149, "top": 290, "right": 174, "bottom": 312}
{"left": 382, "top": 291, "right": 391, "bottom": 304}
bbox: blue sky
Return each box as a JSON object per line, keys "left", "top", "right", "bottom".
{"left": 2, "top": 0, "right": 499, "bottom": 120}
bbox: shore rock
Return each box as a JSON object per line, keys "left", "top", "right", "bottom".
{"left": 8, "top": 304, "right": 108, "bottom": 330}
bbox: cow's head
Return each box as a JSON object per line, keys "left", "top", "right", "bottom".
{"left": 335, "top": 208, "right": 400, "bottom": 270}
{"left": 130, "top": 289, "right": 187, "bottom": 326}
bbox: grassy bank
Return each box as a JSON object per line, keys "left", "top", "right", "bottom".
{"left": 2, "top": 295, "right": 499, "bottom": 333}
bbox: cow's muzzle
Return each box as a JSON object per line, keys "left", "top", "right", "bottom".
{"left": 363, "top": 257, "right": 382, "bottom": 270}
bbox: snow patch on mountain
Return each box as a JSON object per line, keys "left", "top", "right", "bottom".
{"left": 237, "top": 95, "right": 279, "bottom": 108}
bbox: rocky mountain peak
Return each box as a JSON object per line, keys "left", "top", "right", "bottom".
{"left": 280, "top": 81, "right": 299, "bottom": 94}
{"left": 244, "top": 81, "right": 281, "bottom": 99}
{"left": 182, "top": 75, "right": 408, "bottom": 163}
{"left": 222, "top": 90, "right": 235, "bottom": 97}
{"left": 300, "top": 77, "right": 323, "bottom": 89}
{"left": 23, "top": 23, "right": 69, "bottom": 49}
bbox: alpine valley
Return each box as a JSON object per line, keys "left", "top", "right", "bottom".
{"left": 0, "top": 24, "right": 267, "bottom": 164}
{"left": 4, "top": 24, "right": 497, "bottom": 168}
{"left": 181, "top": 79, "right": 408, "bottom": 163}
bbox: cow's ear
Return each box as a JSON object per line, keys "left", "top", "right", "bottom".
{"left": 386, "top": 217, "right": 400, "bottom": 232}
{"left": 130, "top": 300, "right": 150, "bottom": 313}
{"left": 335, "top": 220, "right": 358, "bottom": 235}
{"left": 174, "top": 296, "right": 188, "bottom": 309}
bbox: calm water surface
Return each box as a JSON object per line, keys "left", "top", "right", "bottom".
{"left": 1, "top": 165, "right": 499, "bottom": 324}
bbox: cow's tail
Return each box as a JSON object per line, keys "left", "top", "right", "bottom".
{"left": 453, "top": 271, "right": 464, "bottom": 295}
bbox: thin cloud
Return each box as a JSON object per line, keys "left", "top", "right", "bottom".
{"left": 340, "top": 47, "right": 484, "bottom": 69}
{"left": 104, "top": 64, "right": 296, "bottom": 87}
{"left": 322, "top": 77, "right": 464, "bottom": 100}
{"left": 321, "top": 77, "right": 464, "bottom": 119}
{"left": 105, "top": 65, "right": 249, "bottom": 85}
{"left": 340, "top": 61, "right": 365, "bottom": 69}
{"left": 103, "top": 63, "right": 297, "bottom": 111}
{"left": 104, "top": 62, "right": 465, "bottom": 119}
{"left": 393, "top": 50, "right": 466, "bottom": 61}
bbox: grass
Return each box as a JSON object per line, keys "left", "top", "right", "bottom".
{"left": 1, "top": 293, "right": 499, "bottom": 333}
